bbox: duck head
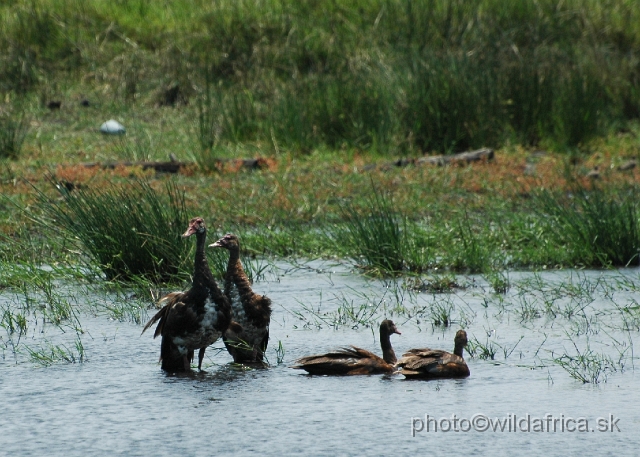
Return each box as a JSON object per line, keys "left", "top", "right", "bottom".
{"left": 453, "top": 329, "right": 468, "bottom": 357}
{"left": 381, "top": 319, "right": 401, "bottom": 336}
{"left": 454, "top": 329, "right": 468, "bottom": 347}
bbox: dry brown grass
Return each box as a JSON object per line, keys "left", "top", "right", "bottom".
{"left": 3, "top": 141, "right": 640, "bottom": 238}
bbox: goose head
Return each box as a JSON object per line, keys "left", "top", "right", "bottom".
{"left": 209, "top": 233, "right": 240, "bottom": 251}
{"left": 183, "top": 217, "right": 206, "bottom": 237}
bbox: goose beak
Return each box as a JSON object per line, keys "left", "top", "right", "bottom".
{"left": 208, "top": 240, "right": 223, "bottom": 248}
{"left": 183, "top": 226, "right": 197, "bottom": 237}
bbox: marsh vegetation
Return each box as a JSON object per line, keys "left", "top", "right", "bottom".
{"left": 0, "top": 1, "right": 639, "bottom": 390}
{"left": 2, "top": 0, "right": 640, "bottom": 153}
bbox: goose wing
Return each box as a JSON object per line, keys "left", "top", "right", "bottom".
{"left": 141, "top": 291, "right": 189, "bottom": 338}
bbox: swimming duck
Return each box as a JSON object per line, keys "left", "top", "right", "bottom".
{"left": 291, "top": 320, "right": 401, "bottom": 375}
{"left": 397, "top": 329, "right": 470, "bottom": 379}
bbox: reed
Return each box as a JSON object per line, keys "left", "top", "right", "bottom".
{"left": 430, "top": 301, "right": 454, "bottom": 328}
{"left": 535, "top": 187, "right": 640, "bottom": 267}
{"left": 485, "top": 271, "right": 510, "bottom": 294}
{"left": 100, "top": 300, "right": 148, "bottom": 325}
{"left": 288, "top": 286, "right": 403, "bottom": 330}
{"left": 449, "top": 211, "right": 492, "bottom": 273}
{"left": 404, "top": 274, "right": 459, "bottom": 293}
{"left": 335, "top": 184, "right": 433, "bottom": 275}
{"left": 515, "top": 296, "right": 542, "bottom": 322}
{"left": 25, "top": 336, "right": 85, "bottom": 367}
{"left": 614, "top": 301, "right": 640, "bottom": 332}
{"left": 3, "top": 0, "right": 638, "bottom": 153}
{"left": 274, "top": 340, "right": 286, "bottom": 365}
{"left": 0, "top": 107, "right": 29, "bottom": 160}
{"left": 467, "top": 337, "right": 498, "bottom": 360}
{"left": 337, "top": 187, "right": 405, "bottom": 273}
{"left": 34, "top": 179, "right": 191, "bottom": 282}
{"left": 0, "top": 307, "right": 28, "bottom": 336}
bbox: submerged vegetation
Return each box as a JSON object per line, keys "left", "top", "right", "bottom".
{"left": 284, "top": 268, "right": 638, "bottom": 384}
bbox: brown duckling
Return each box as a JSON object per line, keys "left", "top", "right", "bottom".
{"left": 397, "top": 329, "right": 470, "bottom": 379}
{"left": 291, "top": 319, "right": 401, "bottom": 375}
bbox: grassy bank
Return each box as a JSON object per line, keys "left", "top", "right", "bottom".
{"left": 1, "top": 0, "right": 640, "bottom": 281}
{"left": 1, "top": 0, "right": 640, "bottom": 154}
{"left": 2, "top": 138, "right": 640, "bottom": 281}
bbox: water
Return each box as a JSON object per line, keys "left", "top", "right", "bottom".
{"left": 1, "top": 262, "right": 639, "bottom": 456}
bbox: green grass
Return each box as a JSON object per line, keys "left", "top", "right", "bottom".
{"left": 335, "top": 184, "right": 434, "bottom": 275}
{"left": 0, "top": 307, "right": 28, "bottom": 336}
{"left": 430, "top": 301, "right": 454, "bottom": 327}
{"left": 553, "top": 344, "right": 616, "bottom": 384}
{"left": 32, "top": 179, "right": 192, "bottom": 282}
{"left": 1, "top": 0, "right": 639, "bottom": 153}
{"left": 467, "top": 336, "right": 498, "bottom": 360}
{"left": 0, "top": 105, "right": 29, "bottom": 159}
{"left": 485, "top": 271, "right": 510, "bottom": 294}
{"left": 535, "top": 186, "right": 640, "bottom": 267}
{"left": 448, "top": 211, "right": 493, "bottom": 273}
{"left": 1, "top": 0, "right": 640, "bottom": 279}
{"left": 25, "top": 336, "right": 86, "bottom": 367}
{"left": 404, "top": 274, "right": 460, "bottom": 293}
{"left": 337, "top": 186, "right": 408, "bottom": 274}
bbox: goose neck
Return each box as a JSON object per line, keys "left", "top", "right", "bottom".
{"left": 193, "top": 230, "right": 212, "bottom": 282}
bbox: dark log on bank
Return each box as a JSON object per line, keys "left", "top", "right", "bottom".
{"left": 415, "top": 148, "right": 494, "bottom": 166}
{"left": 75, "top": 157, "right": 268, "bottom": 173}
{"left": 79, "top": 160, "right": 187, "bottom": 173}
{"left": 360, "top": 148, "right": 494, "bottom": 171}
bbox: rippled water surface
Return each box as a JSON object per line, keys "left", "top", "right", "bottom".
{"left": 1, "top": 262, "right": 639, "bottom": 456}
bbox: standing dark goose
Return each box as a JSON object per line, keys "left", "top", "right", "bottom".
{"left": 291, "top": 320, "right": 401, "bottom": 375}
{"left": 209, "top": 233, "right": 272, "bottom": 364}
{"left": 142, "top": 217, "right": 231, "bottom": 371}
{"left": 397, "top": 329, "right": 470, "bottom": 379}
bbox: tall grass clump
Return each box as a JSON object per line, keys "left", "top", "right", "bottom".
{"left": 0, "top": 107, "right": 29, "bottom": 159}
{"left": 269, "top": 71, "right": 399, "bottom": 152}
{"left": 337, "top": 188, "right": 406, "bottom": 274}
{"left": 34, "top": 179, "right": 191, "bottom": 282}
{"left": 550, "top": 64, "right": 612, "bottom": 148}
{"left": 535, "top": 186, "right": 640, "bottom": 267}
{"left": 334, "top": 185, "right": 432, "bottom": 274}
{"left": 403, "top": 51, "right": 501, "bottom": 153}
{"left": 194, "top": 74, "right": 260, "bottom": 153}
{"left": 445, "top": 211, "right": 493, "bottom": 273}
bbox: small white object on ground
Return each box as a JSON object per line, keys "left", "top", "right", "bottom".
{"left": 100, "top": 119, "right": 126, "bottom": 135}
